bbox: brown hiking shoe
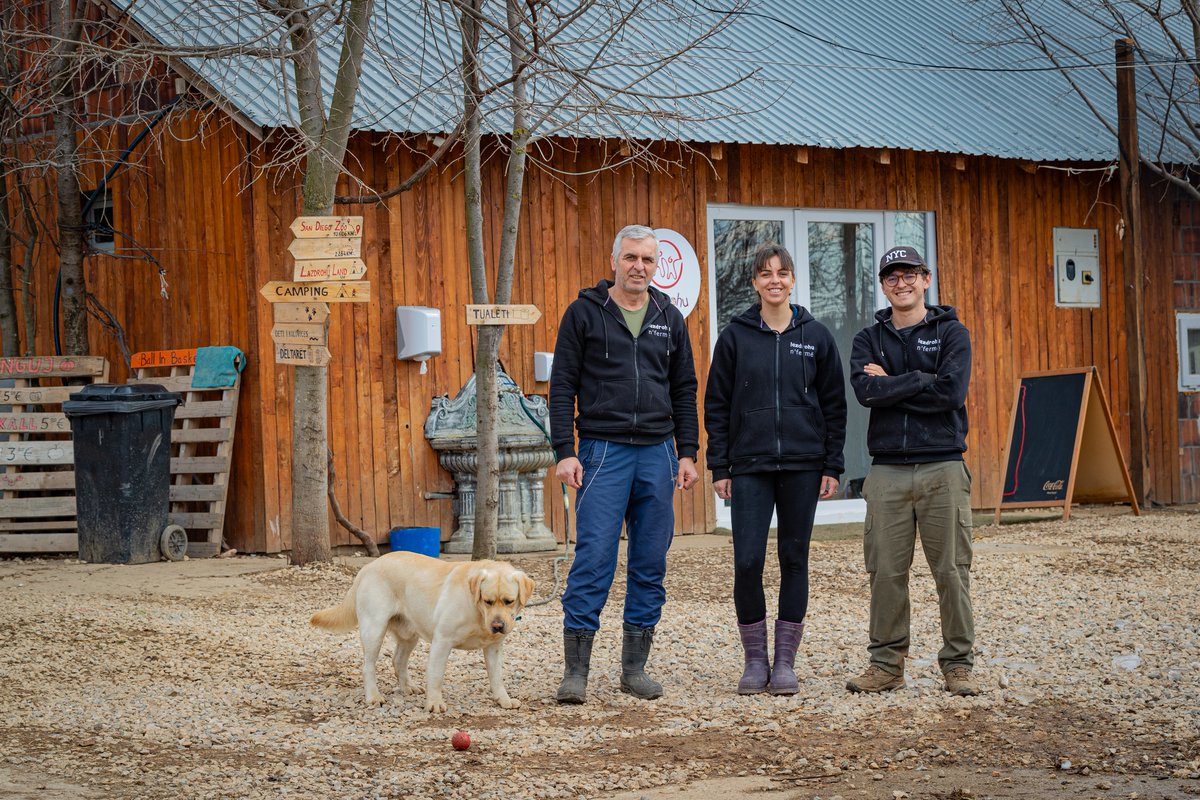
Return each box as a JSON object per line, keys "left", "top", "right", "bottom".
{"left": 944, "top": 667, "right": 980, "bottom": 696}
{"left": 846, "top": 664, "right": 904, "bottom": 693}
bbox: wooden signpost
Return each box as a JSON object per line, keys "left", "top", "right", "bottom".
{"left": 465, "top": 304, "right": 542, "bottom": 325}
{"left": 274, "top": 343, "right": 332, "bottom": 367}
{"left": 293, "top": 258, "right": 367, "bottom": 281}
{"left": 289, "top": 216, "right": 363, "bottom": 239}
{"left": 287, "top": 237, "right": 361, "bottom": 260}
{"left": 264, "top": 215, "right": 366, "bottom": 367}
{"left": 273, "top": 302, "right": 330, "bottom": 324}
{"left": 270, "top": 323, "right": 327, "bottom": 346}
{"left": 260, "top": 281, "right": 370, "bottom": 303}
{"left": 994, "top": 366, "right": 1140, "bottom": 522}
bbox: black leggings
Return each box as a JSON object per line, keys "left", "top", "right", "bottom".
{"left": 731, "top": 470, "right": 822, "bottom": 625}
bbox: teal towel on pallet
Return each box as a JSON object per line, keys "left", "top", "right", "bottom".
{"left": 192, "top": 346, "right": 246, "bottom": 389}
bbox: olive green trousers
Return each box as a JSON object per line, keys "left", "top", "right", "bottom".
{"left": 862, "top": 461, "right": 975, "bottom": 675}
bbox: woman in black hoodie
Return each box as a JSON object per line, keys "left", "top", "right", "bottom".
{"left": 704, "top": 243, "right": 847, "bottom": 696}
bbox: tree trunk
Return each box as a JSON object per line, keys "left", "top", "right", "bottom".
{"left": 0, "top": 178, "right": 18, "bottom": 356}
{"left": 284, "top": 0, "right": 373, "bottom": 565}
{"left": 50, "top": 0, "right": 87, "bottom": 356}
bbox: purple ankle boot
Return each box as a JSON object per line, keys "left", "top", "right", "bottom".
{"left": 737, "top": 619, "right": 771, "bottom": 695}
{"left": 769, "top": 620, "right": 804, "bottom": 695}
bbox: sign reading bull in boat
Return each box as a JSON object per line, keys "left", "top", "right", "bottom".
{"left": 260, "top": 281, "right": 371, "bottom": 303}
{"left": 289, "top": 216, "right": 363, "bottom": 239}
{"left": 293, "top": 258, "right": 368, "bottom": 282}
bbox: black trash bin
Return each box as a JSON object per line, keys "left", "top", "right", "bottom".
{"left": 64, "top": 384, "right": 182, "bottom": 564}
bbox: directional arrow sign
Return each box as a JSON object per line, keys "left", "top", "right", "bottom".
{"left": 288, "top": 237, "right": 361, "bottom": 260}
{"left": 293, "top": 258, "right": 367, "bottom": 282}
{"left": 271, "top": 322, "right": 327, "bottom": 345}
{"left": 465, "top": 304, "right": 542, "bottom": 325}
{"left": 273, "top": 302, "right": 330, "bottom": 324}
{"left": 274, "top": 343, "right": 331, "bottom": 367}
{"left": 260, "top": 281, "right": 370, "bottom": 303}
{"left": 290, "top": 216, "right": 363, "bottom": 239}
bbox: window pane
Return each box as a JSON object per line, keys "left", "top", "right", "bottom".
{"left": 1188, "top": 327, "right": 1200, "bottom": 375}
{"left": 807, "top": 221, "right": 876, "bottom": 488}
{"left": 892, "top": 212, "right": 926, "bottom": 253}
{"left": 712, "top": 219, "right": 784, "bottom": 334}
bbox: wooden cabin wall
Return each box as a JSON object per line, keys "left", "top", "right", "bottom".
{"left": 9, "top": 114, "right": 1182, "bottom": 553}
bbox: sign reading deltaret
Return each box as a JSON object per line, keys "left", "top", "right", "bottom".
{"left": 275, "top": 343, "right": 331, "bottom": 366}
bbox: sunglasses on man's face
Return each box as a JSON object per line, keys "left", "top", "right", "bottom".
{"left": 882, "top": 270, "right": 925, "bottom": 287}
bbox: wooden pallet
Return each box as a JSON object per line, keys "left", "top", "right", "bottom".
{"left": 131, "top": 348, "right": 243, "bottom": 558}
{"left": 0, "top": 356, "right": 109, "bottom": 553}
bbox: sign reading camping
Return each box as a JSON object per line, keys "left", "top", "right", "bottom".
{"left": 260, "top": 281, "right": 370, "bottom": 303}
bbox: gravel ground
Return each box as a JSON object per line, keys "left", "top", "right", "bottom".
{"left": 1, "top": 506, "right": 1198, "bottom": 800}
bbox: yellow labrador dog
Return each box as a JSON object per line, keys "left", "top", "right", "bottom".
{"left": 310, "top": 552, "right": 534, "bottom": 713}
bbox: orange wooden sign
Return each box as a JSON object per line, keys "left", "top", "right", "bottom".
{"left": 131, "top": 349, "right": 198, "bottom": 369}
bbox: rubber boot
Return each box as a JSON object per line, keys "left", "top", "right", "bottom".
{"left": 768, "top": 619, "right": 804, "bottom": 695}
{"left": 619, "top": 623, "right": 663, "bottom": 700}
{"left": 737, "top": 619, "right": 771, "bottom": 695}
{"left": 555, "top": 629, "right": 595, "bottom": 704}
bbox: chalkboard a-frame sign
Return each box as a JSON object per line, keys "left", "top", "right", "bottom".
{"left": 994, "top": 367, "right": 1140, "bottom": 522}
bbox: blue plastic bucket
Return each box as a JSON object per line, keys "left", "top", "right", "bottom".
{"left": 389, "top": 526, "right": 441, "bottom": 558}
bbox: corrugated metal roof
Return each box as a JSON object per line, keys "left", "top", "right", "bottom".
{"left": 107, "top": 0, "right": 1188, "bottom": 162}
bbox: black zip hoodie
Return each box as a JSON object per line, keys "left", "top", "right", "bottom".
{"left": 704, "top": 304, "right": 847, "bottom": 481}
{"left": 549, "top": 280, "right": 699, "bottom": 461}
{"left": 849, "top": 304, "right": 971, "bottom": 463}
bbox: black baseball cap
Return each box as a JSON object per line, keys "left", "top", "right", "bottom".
{"left": 878, "top": 246, "right": 929, "bottom": 276}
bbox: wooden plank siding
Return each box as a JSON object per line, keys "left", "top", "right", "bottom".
{"left": 7, "top": 110, "right": 1183, "bottom": 552}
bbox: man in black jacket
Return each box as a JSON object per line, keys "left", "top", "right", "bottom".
{"left": 549, "top": 224, "right": 700, "bottom": 704}
{"left": 846, "top": 245, "right": 979, "bottom": 697}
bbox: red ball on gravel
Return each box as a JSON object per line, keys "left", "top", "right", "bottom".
{"left": 451, "top": 730, "right": 471, "bottom": 750}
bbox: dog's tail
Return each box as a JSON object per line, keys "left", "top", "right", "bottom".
{"left": 309, "top": 571, "right": 363, "bottom": 632}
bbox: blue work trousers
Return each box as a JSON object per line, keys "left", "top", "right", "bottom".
{"left": 561, "top": 438, "right": 678, "bottom": 631}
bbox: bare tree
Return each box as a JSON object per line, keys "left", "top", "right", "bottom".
{"left": 443, "top": 0, "right": 750, "bottom": 558}
{"left": 983, "top": 0, "right": 1200, "bottom": 199}
{"left": 251, "top": 0, "right": 374, "bottom": 565}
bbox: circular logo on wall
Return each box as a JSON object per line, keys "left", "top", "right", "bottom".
{"left": 653, "top": 229, "right": 700, "bottom": 319}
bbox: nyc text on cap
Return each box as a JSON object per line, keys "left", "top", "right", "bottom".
{"left": 878, "top": 246, "right": 928, "bottom": 276}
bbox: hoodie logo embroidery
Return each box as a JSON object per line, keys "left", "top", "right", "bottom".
{"left": 788, "top": 342, "right": 816, "bottom": 358}
{"left": 917, "top": 337, "right": 941, "bottom": 353}
{"left": 645, "top": 323, "right": 669, "bottom": 338}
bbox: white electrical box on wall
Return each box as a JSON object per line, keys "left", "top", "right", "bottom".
{"left": 534, "top": 352, "right": 554, "bottom": 382}
{"left": 1053, "top": 227, "right": 1101, "bottom": 308}
{"left": 396, "top": 306, "right": 441, "bottom": 367}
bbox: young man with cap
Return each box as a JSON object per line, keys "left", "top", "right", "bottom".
{"left": 549, "top": 224, "right": 700, "bottom": 704}
{"left": 846, "top": 245, "right": 979, "bottom": 697}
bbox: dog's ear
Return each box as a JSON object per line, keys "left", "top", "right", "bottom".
{"left": 469, "top": 569, "right": 489, "bottom": 602}
{"left": 515, "top": 571, "right": 534, "bottom": 606}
